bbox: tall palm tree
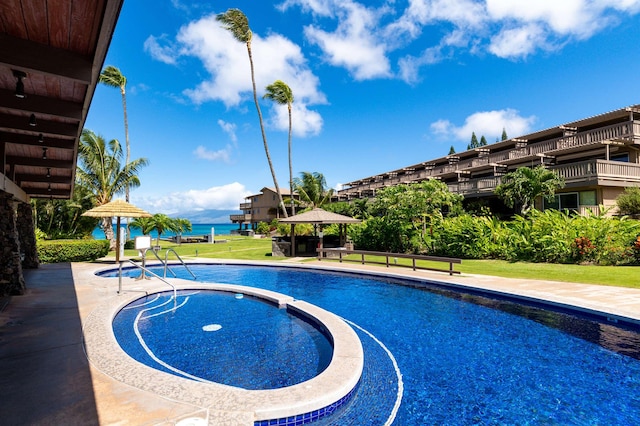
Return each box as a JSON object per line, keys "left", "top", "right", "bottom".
{"left": 216, "top": 8, "right": 288, "bottom": 218}
{"left": 264, "top": 80, "right": 295, "bottom": 215}
{"left": 293, "top": 171, "right": 334, "bottom": 210}
{"left": 100, "top": 66, "right": 133, "bottom": 237}
{"left": 76, "top": 129, "right": 148, "bottom": 248}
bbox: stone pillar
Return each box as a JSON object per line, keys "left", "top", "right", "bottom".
{"left": 0, "top": 193, "right": 26, "bottom": 296}
{"left": 17, "top": 202, "right": 39, "bottom": 269}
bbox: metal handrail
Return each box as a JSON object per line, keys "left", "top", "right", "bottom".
{"left": 118, "top": 260, "right": 177, "bottom": 299}
{"left": 164, "top": 248, "right": 197, "bottom": 280}
{"left": 147, "top": 248, "right": 177, "bottom": 277}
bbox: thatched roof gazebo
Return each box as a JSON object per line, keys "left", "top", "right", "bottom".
{"left": 278, "top": 208, "right": 361, "bottom": 257}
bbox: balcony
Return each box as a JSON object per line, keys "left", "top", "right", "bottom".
{"left": 230, "top": 213, "right": 251, "bottom": 222}
{"left": 239, "top": 202, "right": 251, "bottom": 210}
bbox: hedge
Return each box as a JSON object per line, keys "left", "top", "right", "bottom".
{"left": 37, "top": 239, "right": 110, "bottom": 263}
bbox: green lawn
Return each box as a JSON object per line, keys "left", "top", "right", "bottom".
{"left": 127, "top": 236, "right": 640, "bottom": 289}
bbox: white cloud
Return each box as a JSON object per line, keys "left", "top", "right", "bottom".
{"left": 193, "top": 145, "right": 232, "bottom": 162}
{"left": 488, "top": 23, "right": 548, "bottom": 58}
{"left": 303, "top": 1, "right": 392, "bottom": 80}
{"left": 430, "top": 109, "right": 537, "bottom": 141}
{"left": 143, "top": 35, "right": 179, "bottom": 65}
{"left": 133, "top": 182, "right": 252, "bottom": 214}
{"left": 147, "top": 14, "right": 327, "bottom": 137}
{"left": 267, "top": 102, "right": 323, "bottom": 137}
{"left": 217, "top": 119, "right": 237, "bottom": 143}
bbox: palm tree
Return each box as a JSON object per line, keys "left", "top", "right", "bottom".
{"left": 173, "top": 218, "right": 193, "bottom": 244}
{"left": 76, "top": 129, "right": 148, "bottom": 248}
{"left": 217, "top": 8, "right": 288, "bottom": 218}
{"left": 100, "top": 66, "right": 133, "bottom": 238}
{"left": 264, "top": 80, "right": 295, "bottom": 215}
{"left": 130, "top": 217, "right": 155, "bottom": 235}
{"left": 148, "top": 213, "right": 177, "bottom": 247}
{"left": 293, "top": 171, "right": 334, "bottom": 210}
{"left": 99, "top": 66, "right": 130, "bottom": 197}
{"left": 495, "top": 165, "right": 565, "bottom": 215}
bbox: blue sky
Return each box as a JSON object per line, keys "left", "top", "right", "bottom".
{"left": 85, "top": 0, "right": 640, "bottom": 216}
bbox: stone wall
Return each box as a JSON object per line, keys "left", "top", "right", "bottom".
{"left": 17, "top": 202, "right": 39, "bottom": 269}
{"left": 0, "top": 194, "right": 26, "bottom": 296}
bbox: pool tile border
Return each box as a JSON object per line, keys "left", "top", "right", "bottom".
{"left": 82, "top": 279, "right": 363, "bottom": 424}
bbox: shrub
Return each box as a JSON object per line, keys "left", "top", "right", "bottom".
{"left": 616, "top": 187, "right": 640, "bottom": 215}
{"left": 256, "top": 221, "right": 270, "bottom": 235}
{"left": 37, "top": 239, "right": 109, "bottom": 263}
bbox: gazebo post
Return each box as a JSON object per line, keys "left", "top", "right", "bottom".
{"left": 290, "top": 224, "right": 296, "bottom": 257}
{"left": 115, "top": 216, "right": 121, "bottom": 263}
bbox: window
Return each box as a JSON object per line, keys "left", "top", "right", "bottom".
{"left": 611, "top": 153, "right": 629, "bottom": 162}
{"left": 579, "top": 190, "right": 597, "bottom": 206}
{"left": 545, "top": 192, "right": 579, "bottom": 212}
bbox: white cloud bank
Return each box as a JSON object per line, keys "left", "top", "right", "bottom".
{"left": 430, "top": 108, "right": 537, "bottom": 141}
{"left": 145, "top": 14, "right": 326, "bottom": 137}
{"left": 133, "top": 182, "right": 252, "bottom": 214}
{"left": 279, "top": 0, "right": 640, "bottom": 83}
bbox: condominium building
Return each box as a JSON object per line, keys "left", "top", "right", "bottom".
{"left": 337, "top": 105, "right": 640, "bottom": 215}
{"left": 231, "top": 187, "right": 297, "bottom": 229}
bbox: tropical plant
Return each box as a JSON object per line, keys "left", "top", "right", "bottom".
{"left": 264, "top": 80, "right": 295, "bottom": 215}
{"left": 495, "top": 165, "right": 565, "bottom": 215}
{"left": 616, "top": 187, "right": 640, "bottom": 215}
{"left": 99, "top": 66, "right": 130, "bottom": 201}
{"left": 129, "top": 217, "right": 155, "bottom": 235}
{"left": 173, "top": 218, "right": 193, "bottom": 238}
{"left": 148, "top": 213, "right": 178, "bottom": 247}
{"left": 76, "top": 129, "right": 148, "bottom": 248}
{"left": 217, "top": 8, "right": 288, "bottom": 218}
{"left": 32, "top": 183, "right": 97, "bottom": 239}
{"left": 293, "top": 172, "right": 334, "bottom": 210}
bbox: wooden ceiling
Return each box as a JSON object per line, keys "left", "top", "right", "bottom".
{"left": 0, "top": 0, "right": 124, "bottom": 201}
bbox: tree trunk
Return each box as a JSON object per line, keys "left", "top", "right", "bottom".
{"left": 288, "top": 103, "right": 294, "bottom": 216}
{"left": 246, "top": 41, "right": 288, "bottom": 218}
{"left": 101, "top": 216, "right": 115, "bottom": 250}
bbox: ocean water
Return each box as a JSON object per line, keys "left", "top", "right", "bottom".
{"left": 91, "top": 223, "right": 240, "bottom": 240}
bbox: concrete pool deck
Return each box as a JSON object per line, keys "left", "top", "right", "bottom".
{"left": 1, "top": 259, "right": 639, "bottom": 425}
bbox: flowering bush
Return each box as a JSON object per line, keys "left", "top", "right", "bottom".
{"left": 571, "top": 236, "right": 596, "bottom": 263}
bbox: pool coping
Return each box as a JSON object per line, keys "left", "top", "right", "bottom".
{"left": 82, "top": 279, "right": 363, "bottom": 424}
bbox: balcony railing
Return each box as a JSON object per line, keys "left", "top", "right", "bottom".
{"left": 338, "top": 120, "right": 640, "bottom": 197}
{"left": 239, "top": 202, "right": 251, "bottom": 210}
{"left": 230, "top": 214, "right": 251, "bottom": 222}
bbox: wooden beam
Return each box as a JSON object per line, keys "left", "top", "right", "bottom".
{"left": 5, "top": 156, "right": 74, "bottom": 168}
{"left": 25, "top": 188, "right": 69, "bottom": 197}
{"left": 14, "top": 174, "right": 70, "bottom": 184}
{"left": 0, "top": 89, "right": 83, "bottom": 121}
{"left": 0, "top": 115, "right": 79, "bottom": 138}
{"left": 2, "top": 133, "right": 75, "bottom": 149}
{"left": 0, "top": 34, "right": 93, "bottom": 83}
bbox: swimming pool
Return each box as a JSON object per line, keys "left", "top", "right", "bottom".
{"left": 113, "top": 290, "right": 334, "bottom": 389}
{"left": 108, "top": 264, "right": 640, "bottom": 424}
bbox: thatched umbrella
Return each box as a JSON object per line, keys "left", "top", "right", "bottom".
{"left": 82, "top": 199, "right": 152, "bottom": 262}
{"left": 279, "top": 208, "right": 361, "bottom": 256}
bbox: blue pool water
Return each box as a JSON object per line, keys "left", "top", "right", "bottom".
{"left": 113, "top": 290, "right": 333, "bottom": 389}
{"left": 107, "top": 264, "right": 640, "bottom": 425}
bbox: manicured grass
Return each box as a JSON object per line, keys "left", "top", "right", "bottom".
{"left": 123, "top": 236, "right": 640, "bottom": 288}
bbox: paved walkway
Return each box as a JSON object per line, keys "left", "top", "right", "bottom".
{"left": 1, "top": 259, "right": 639, "bottom": 425}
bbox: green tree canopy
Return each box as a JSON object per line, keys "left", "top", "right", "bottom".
{"left": 76, "top": 129, "right": 148, "bottom": 247}
{"left": 293, "top": 171, "right": 334, "bottom": 210}
{"left": 495, "top": 165, "right": 565, "bottom": 215}
{"left": 448, "top": 145, "right": 456, "bottom": 155}
{"left": 616, "top": 187, "right": 640, "bottom": 215}
{"left": 480, "top": 135, "right": 487, "bottom": 146}
{"left": 468, "top": 132, "right": 479, "bottom": 150}
{"left": 501, "top": 127, "right": 508, "bottom": 141}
